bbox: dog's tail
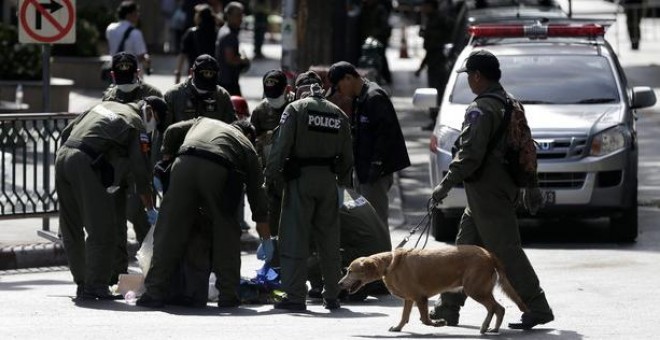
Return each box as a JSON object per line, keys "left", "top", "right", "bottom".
{"left": 493, "top": 256, "right": 530, "bottom": 313}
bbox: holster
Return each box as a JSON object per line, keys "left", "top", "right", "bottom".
{"left": 65, "top": 140, "right": 114, "bottom": 188}
{"left": 282, "top": 157, "right": 301, "bottom": 181}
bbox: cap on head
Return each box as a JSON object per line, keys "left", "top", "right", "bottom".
{"left": 327, "top": 61, "right": 359, "bottom": 88}
{"left": 230, "top": 95, "right": 250, "bottom": 119}
{"left": 111, "top": 52, "right": 138, "bottom": 85}
{"left": 456, "top": 50, "right": 501, "bottom": 80}
{"left": 294, "top": 71, "right": 322, "bottom": 88}
{"left": 262, "top": 69, "right": 287, "bottom": 99}
{"left": 143, "top": 96, "right": 168, "bottom": 131}
{"left": 192, "top": 54, "right": 219, "bottom": 91}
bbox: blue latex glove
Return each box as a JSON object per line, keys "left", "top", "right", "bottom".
{"left": 256, "top": 238, "right": 274, "bottom": 263}
{"left": 153, "top": 176, "right": 163, "bottom": 192}
{"left": 146, "top": 208, "right": 159, "bottom": 225}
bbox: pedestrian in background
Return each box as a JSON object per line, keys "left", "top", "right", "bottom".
{"left": 251, "top": 0, "right": 269, "bottom": 59}
{"left": 430, "top": 50, "right": 554, "bottom": 330}
{"left": 267, "top": 71, "right": 353, "bottom": 311}
{"left": 106, "top": 1, "right": 151, "bottom": 76}
{"left": 164, "top": 54, "right": 236, "bottom": 129}
{"left": 56, "top": 97, "right": 166, "bottom": 301}
{"left": 624, "top": 0, "right": 644, "bottom": 50}
{"left": 327, "top": 61, "right": 410, "bottom": 227}
{"left": 415, "top": 0, "right": 455, "bottom": 130}
{"left": 215, "top": 2, "right": 251, "bottom": 96}
{"left": 358, "top": 0, "right": 392, "bottom": 84}
{"left": 174, "top": 4, "right": 219, "bottom": 84}
{"left": 137, "top": 117, "right": 271, "bottom": 309}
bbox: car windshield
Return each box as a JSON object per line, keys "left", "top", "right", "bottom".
{"left": 450, "top": 55, "right": 620, "bottom": 105}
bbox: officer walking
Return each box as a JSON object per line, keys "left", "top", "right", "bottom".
{"left": 137, "top": 117, "right": 271, "bottom": 309}
{"left": 267, "top": 71, "right": 353, "bottom": 311}
{"left": 56, "top": 97, "right": 166, "bottom": 300}
{"left": 163, "top": 54, "right": 236, "bottom": 128}
{"left": 430, "top": 50, "right": 554, "bottom": 330}
{"left": 251, "top": 69, "right": 294, "bottom": 237}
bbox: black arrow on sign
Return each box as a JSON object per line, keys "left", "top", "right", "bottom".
{"left": 35, "top": 0, "right": 63, "bottom": 30}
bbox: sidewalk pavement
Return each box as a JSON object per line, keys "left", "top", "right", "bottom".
{"left": 3, "top": 7, "right": 660, "bottom": 270}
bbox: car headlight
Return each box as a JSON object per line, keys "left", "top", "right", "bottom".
{"left": 590, "top": 126, "right": 627, "bottom": 156}
{"left": 431, "top": 125, "right": 460, "bottom": 154}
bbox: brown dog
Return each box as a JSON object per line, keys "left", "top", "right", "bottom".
{"left": 338, "top": 246, "right": 528, "bottom": 334}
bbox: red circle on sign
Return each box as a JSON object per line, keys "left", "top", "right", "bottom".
{"left": 20, "top": 0, "right": 75, "bottom": 43}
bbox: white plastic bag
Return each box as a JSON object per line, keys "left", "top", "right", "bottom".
{"left": 136, "top": 224, "right": 155, "bottom": 276}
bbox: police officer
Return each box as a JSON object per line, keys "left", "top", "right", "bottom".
{"left": 56, "top": 97, "right": 166, "bottom": 300}
{"left": 103, "top": 52, "right": 163, "bottom": 105}
{"left": 430, "top": 50, "right": 554, "bottom": 330}
{"left": 101, "top": 52, "right": 164, "bottom": 284}
{"left": 137, "top": 117, "right": 271, "bottom": 308}
{"left": 163, "top": 54, "right": 236, "bottom": 128}
{"left": 307, "top": 189, "right": 392, "bottom": 301}
{"left": 251, "top": 69, "right": 294, "bottom": 237}
{"left": 267, "top": 71, "right": 353, "bottom": 311}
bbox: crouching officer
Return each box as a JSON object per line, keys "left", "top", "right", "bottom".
{"left": 137, "top": 117, "right": 271, "bottom": 308}
{"left": 56, "top": 97, "right": 164, "bottom": 300}
{"left": 267, "top": 71, "right": 353, "bottom": 311}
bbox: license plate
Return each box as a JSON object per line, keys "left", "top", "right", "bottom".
{"left": 542, "top": 190, "right": 556, "bottom": 205}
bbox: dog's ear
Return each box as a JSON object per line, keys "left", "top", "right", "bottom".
{"left": 362, "top": 259, "right": 380, "bottom": 277}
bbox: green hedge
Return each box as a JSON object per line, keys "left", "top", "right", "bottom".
{"left": 0, "top": 24, "right": 42, "bottom": 81}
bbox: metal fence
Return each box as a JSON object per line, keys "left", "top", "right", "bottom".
{"left": 1, "top": 112, "right": 77, "bottom": 236}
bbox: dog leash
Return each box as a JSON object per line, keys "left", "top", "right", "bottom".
{"left": 396, "top": 198, "right": 433, "bottom": 249}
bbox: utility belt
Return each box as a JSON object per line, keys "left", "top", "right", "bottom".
{"left": 282, "top": 156, "right": 338, "bottom": 181}
{"left": 65, "top": 139, "right": 114, "bottom": 189}
{"left": 178, "top": 145, "right": 234, "bottom": 170}
{"left": 178, "top": 145, "right": 244, "bottom": 212}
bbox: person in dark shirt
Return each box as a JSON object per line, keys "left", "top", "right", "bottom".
{"left": 174, "top": 4, "right": 219, "bottom": 84}
{"left": 215, "top": 1, "right": 250, "bottom": 95}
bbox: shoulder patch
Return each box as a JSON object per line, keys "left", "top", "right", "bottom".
{"left": 279, "top": 111, "right": 290, "bottom": 124}
{"left": 465, "top": 108, "right": 483, "bottom": 125}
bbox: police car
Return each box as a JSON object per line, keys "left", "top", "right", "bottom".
{"left": 413, "top": 21, "right": 657, "bottom": 242}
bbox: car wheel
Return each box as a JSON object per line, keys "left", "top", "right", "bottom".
{"left": 609, "top": 203, "right": 638, "bottom": 243}
{"left": 431, "top": 209, "right": 459, "bottom": 242}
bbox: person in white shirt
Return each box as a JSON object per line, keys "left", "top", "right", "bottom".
{"left": 106, "top": 1, "right": 152, "bottom": 75}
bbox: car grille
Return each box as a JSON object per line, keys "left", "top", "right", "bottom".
{"left": 538, "top": 172, "right": 586, "bottom": 189}
{"left": 535, "top": 136, "right": 588, "bottom": 159}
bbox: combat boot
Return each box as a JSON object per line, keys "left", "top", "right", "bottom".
{"left": 136, "top": 293, "right": 165, "bottom": 308}
{"left": 77, "top": 284, "right": 123, "bottom": 301}
{"left": 508, "top": 311, "right": 554, "bottom": 330}
{"left": 323, "top": 298, "right": 340, "bottom": 310}
{"left": 429, "top": 305, "right": 460, "bottom": 326}
{"left": 274, "top": 297, "right": 306, "bottom": 311}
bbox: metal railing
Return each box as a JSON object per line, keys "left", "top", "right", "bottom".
{"left": 1, "top": 112, "right": 77, "bottom": 238}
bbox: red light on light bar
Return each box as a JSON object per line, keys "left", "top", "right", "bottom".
{"left": 469, "top": 24, "right": 605, "bottom": 38}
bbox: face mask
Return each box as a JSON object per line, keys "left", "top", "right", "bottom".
{"left": 116, "top": 83, "right": 139, "bottom": 93}
{"left": 266, "top": 93, "right": 287, "bottom": 109}
{"left": 142, "top": 105, "right": 157, "bottom": 133}
{"left": 192, "top": 83, "right": 210, "bottom": 95}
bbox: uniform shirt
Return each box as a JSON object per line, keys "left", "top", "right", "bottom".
{"left": 102, "top": 82, "right": 163, "bottom": 104}
{"left": 163, "top": 77, "right": 236, "bottom": 128}
{"left": 267, "top": 94, "right": 354, "bottom": 187}
{"left": 160, "top": 117, "right": 268, "bottom": 222}
{"left": 214, "top": 25, "right": 241, "bottom": 87}
{"left": 250, "top": 93, "right": 294, "bottom": 137}
{"left": 106, "top": 20, "right": 148, "bottom": 57}
{"left": 61, "top": 101, "right": 152, "bottom": 195}
{"left": 441, "top": 82, "right": 508, "bottom": 188}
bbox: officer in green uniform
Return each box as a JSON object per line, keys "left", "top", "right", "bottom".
{"left": 431, "top": 50, "right": 554, "bottom": 330}
{"left": 163, "top": 54, "right": 236, "bottom": 128}
{"left": 137, "top": 117, "right": 271, "bottom": 309}
{"left": 267, "top": 71, "right": 353, "bottom": 311}
{"left": 251, "top": 69, "right": 294, "bottom": 237}
{"left": 101, "top": 52, "right": 165, "bottom": 284}
{"left": 56, "top": 97, "right": 164, "bottom": 300}
{"left": 307, "top": 189, "right": 391, "bottom": 300}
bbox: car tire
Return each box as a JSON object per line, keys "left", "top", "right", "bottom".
{"left": 609, "top": 203, "right": 638, "bottom": 243}
{"left": 431, "top": 209, "right": 459, "bottom": 242}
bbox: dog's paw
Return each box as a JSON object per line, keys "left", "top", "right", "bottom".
{"left": 388, "top": 326, "right": 402, "bottom": 332}
{"left": 432, "top": 319, "right": 448, "bottom": 327}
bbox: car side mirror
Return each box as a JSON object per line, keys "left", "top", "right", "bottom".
{"left": 413, "top": 88, "right": 438, "bottom": 110}
{"left": 631, "top": 86, "right": 657, "bottom": 109}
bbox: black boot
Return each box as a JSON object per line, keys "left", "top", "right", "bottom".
{"left": 508, "top": 311, "right": 554, "bottom": 330}
{"left": 429, "top": 305, "right": 460, "bottom": 326}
